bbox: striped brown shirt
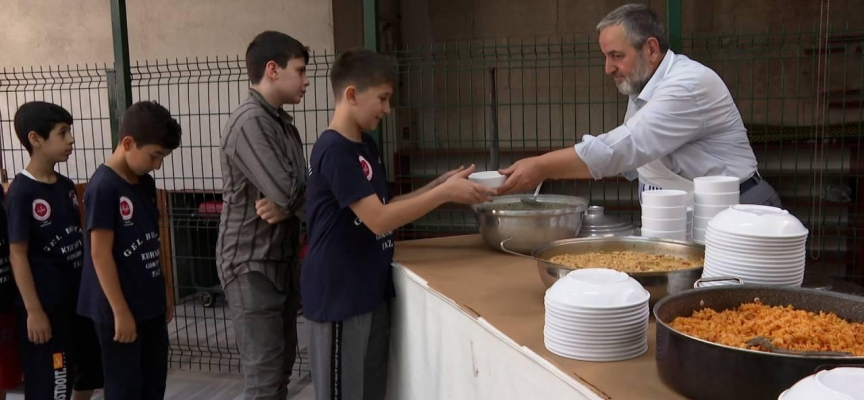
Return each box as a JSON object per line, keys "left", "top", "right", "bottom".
{"left": 216, "top": 89, "right": 307, "bottom": 290}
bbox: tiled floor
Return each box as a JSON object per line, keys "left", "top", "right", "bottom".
{"left": 6, "top": 298, "right": 317, "bottom": 399}
{"left": 5, "top": 369, "right": 316, "bottom": 399}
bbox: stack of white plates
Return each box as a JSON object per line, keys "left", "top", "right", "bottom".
{"left": 702, "top": 205, "right": 809, "bottom": 286}
{"left": 693, "top": 176, "right": 740, "bottom": 244}
{"left": 544, "top": 268, "right": 650, "bottom": 362}
{"left": 641, "top": 190, "right": 688, "bottom": 241}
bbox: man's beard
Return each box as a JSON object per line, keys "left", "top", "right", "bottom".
{"left": 615, "top": 52, "right": 653, "bottom": 96}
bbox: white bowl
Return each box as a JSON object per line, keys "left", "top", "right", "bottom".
{"left": 468, "top": 171, "right": 506, "bottom": 188}
{"left": 709, "top": 205, "right": 809, "bottom": 238}
{"left": 695, "top": 204, "right": 731, "bottom": 218}
{"left": 693, "top": 230, "right": 706, "bottom": 245}
{"left": 694, "top": 216, "right": 713, "bottom": 230}
{"left": 545, "top": 268, "right": 649, "bottom": 309}
{"left": 695, "top": 191, "right": 740, "bottom": 206}
{"left": 706, "top": 228, "right": 806, "bottom": 245}
{"left": 641, "top": 190, "right": 688, "bottom": 207}
{"left": 641, "top": 228, "right": 687, "bottom": 241}
{"left": 642, "top": 217, "right": 687, "bottom": 231}
{"left": 694, "top": 176, "right": 740, "bottom": 193}
{"left": 707, "top": 228, "right": 809, "bottom": 248}
{"left": 780, "top": 368, "right": 864, "bottom": 400}
{"left": 641, "top": 205, "right": 687, "bottom": 219}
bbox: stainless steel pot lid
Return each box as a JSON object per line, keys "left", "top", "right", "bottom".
{"left": 578, "top": 205, "right": 635, "bottom": 237}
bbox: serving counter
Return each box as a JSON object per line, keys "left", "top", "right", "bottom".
{"left": 386, "top": 235, "right": 687, "bottom": 400}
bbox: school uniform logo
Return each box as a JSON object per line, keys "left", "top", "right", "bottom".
{"left": 119, "top": 196, "right": 134, "bottom": 222}
{"left": 69, "top": 190, "right": 79, "bottom": 208}
{"left": 359, "top": 156, "right": 373, "bottom": 181}
{"left": 32, "top": 199, "right": 51, "bottom": 221}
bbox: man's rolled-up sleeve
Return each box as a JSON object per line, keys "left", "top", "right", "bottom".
{"left": 575, "top": 84, "right": 704, "bottom": 179}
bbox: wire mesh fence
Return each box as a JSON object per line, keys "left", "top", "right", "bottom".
{"left": 382, "top": 27, "right": 864, "bottom": 281}
{"left": 0, "top": 27, "right": 862, "bottom": 373}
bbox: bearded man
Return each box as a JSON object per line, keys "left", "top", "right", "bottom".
{"left": 498, "top": 4, "right": 781, "bottom": 208}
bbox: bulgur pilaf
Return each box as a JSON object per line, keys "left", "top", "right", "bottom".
{"left": 669, "top": 302, "right": 864, "bottom": 356}
{"left": 548, "top": 251, "right": 700, "bottom": 273}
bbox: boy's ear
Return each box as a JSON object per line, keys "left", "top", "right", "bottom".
{"left": 120, "top": 135, "right": 136, "bottom": 151}
{"left": 27, "top": 131, "right": 42, "bottom": 149}
{"left": 344, "top": 85, "right": 357, "bottom": 105}
{"left": 265, "top": 60, "right": 279, "bottom": 82}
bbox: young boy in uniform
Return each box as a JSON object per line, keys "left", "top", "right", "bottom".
{"left": 8, "top": 101, "right": 103, "bottom": 400}
{"left": 303, "top": 48, "right": 496, "bottom": 400}
{"left": 0, "top": 178, "right": 21, "bottom": 400}
{"left": 77, "top": 101, "right": 181, "bottom": 400}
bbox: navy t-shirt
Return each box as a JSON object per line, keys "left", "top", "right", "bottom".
{"left": 0, "top": 191, "right": 14, "bottom": 315}
{"left": 7, "top": 173, "right": 84, "bottom": 308}
{"left": 302, "top": 130, "right": 396, "bottom": 322}
{"left": 77, "top": 165, "right": 165, "bottom": 324}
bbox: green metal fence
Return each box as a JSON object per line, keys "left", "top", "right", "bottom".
{"left": 1, "top": 27, "right": 862, "bottom": 372}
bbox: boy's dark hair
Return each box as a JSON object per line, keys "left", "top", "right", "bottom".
{"left": 330, "top": 48, "right": 398, "bottom": 97}
{"left": 119, "top": 101, "right": 182, "bottom": 150}
{"left": 245, "top": 31, "right": 310, "bottom": 84}
{"left": 13, "top": 101, "right": 74, "bottom": 154}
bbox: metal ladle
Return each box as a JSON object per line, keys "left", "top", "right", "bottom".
{"left": 745, "top": 336, "right": 853, "bottom": 358}
{"left": 521, "top": 182, "right": 544, "bottom": 207}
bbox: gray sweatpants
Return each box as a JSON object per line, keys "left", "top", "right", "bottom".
{"left": 307, "top": 302, "right": 391, "bottom": 400}
{"left": 225, "top": 270, "right": 301, "bottom": 400}
{"left": 740, "top": 179, "right": 783, "bottom": 208}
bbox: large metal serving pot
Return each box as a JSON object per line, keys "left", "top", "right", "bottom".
{"left": 471, "top": 194, "right": 589, "bottom": 254}
{"left": 520, "top": 236, "right": 705, "bottom": 306}
{"left": 653, "top": 284, "right": 864, "bottom": 400}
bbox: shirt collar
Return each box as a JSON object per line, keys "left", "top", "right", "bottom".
{"left": 249, "top": 89, "right": 294, "bottom": 123}
{"left": 633, "top": 50, "right": 675, "bottom": 103}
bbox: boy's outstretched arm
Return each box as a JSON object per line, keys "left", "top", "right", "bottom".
{"left": 349, "top": 165, "right": 495, "bottom": 236}
{"left": 90, "top": 229, "right": 137, "bottom": 343}
{"left": 391, "top": 166, "right": 467, "bottom": 203}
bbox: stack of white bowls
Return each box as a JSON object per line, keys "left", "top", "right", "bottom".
{"left": 780, "top": 367, "right": 864, "bottom": 400}
{"left": 693, "top": 176, "right": 741, "bottom": 244}
{"left": 701, "top": 205, "right": 809, "bottom": 286}
{"left": 641, "top": 190, "right": 688, "bottom": 241}
{"left": 544, "top": 268, "right": 650, "bottom": 362}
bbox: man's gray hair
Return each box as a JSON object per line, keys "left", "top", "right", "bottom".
{"left": 596, "top": 4, "right": 669, "bottom": 53}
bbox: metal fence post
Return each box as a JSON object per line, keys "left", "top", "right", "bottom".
{"left": 667, "top": 0, "right": 683, "bottom": 53}
{"left": 363, "top": 0, "right": 382, "bottom": 145}
{"left": 110, "top": 0, "right": 132, "bottom": 149}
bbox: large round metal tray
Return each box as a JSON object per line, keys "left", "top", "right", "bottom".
{"left": 531, "top": 236, "right": 705, "bottom": 305}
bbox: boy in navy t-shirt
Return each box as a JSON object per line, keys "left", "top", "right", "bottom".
{"left": 8, "top": 102, "right": 103, "bottom": 399}
{"left": 0, "top": 189, "right": 22, "bottom": 400}
{"left": 303, "top": 48, "right": 495, "bottom": 399}
{"left": 77, "top": 101, "right": 181, "bottom": 400}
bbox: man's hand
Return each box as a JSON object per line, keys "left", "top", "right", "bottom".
{"left": 27, "top": 309, "right": 52, "bottom": 344}
{"left": 166, "top": 300, "right": 175, "bottom": 324}
{"left": 439, "top": 165, "right": 497, "bottom": 204}
{"left": 256, "top": 198, "right": 288, "bottom": 224}
{"left": 497, "top": 156, "right": 548, "bottom": 195}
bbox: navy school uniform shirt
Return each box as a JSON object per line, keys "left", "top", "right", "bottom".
{"left": 6, "top": 172, "right": 84, "bottom": 308}
{"left": 0, "top": 191, "right": 14, "bottom": 315}
{"left": 77, "top": 165, "right": 165, "bottom": 324}
{"left": 302, "top": 130, "right": 396, "bottom": 322}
